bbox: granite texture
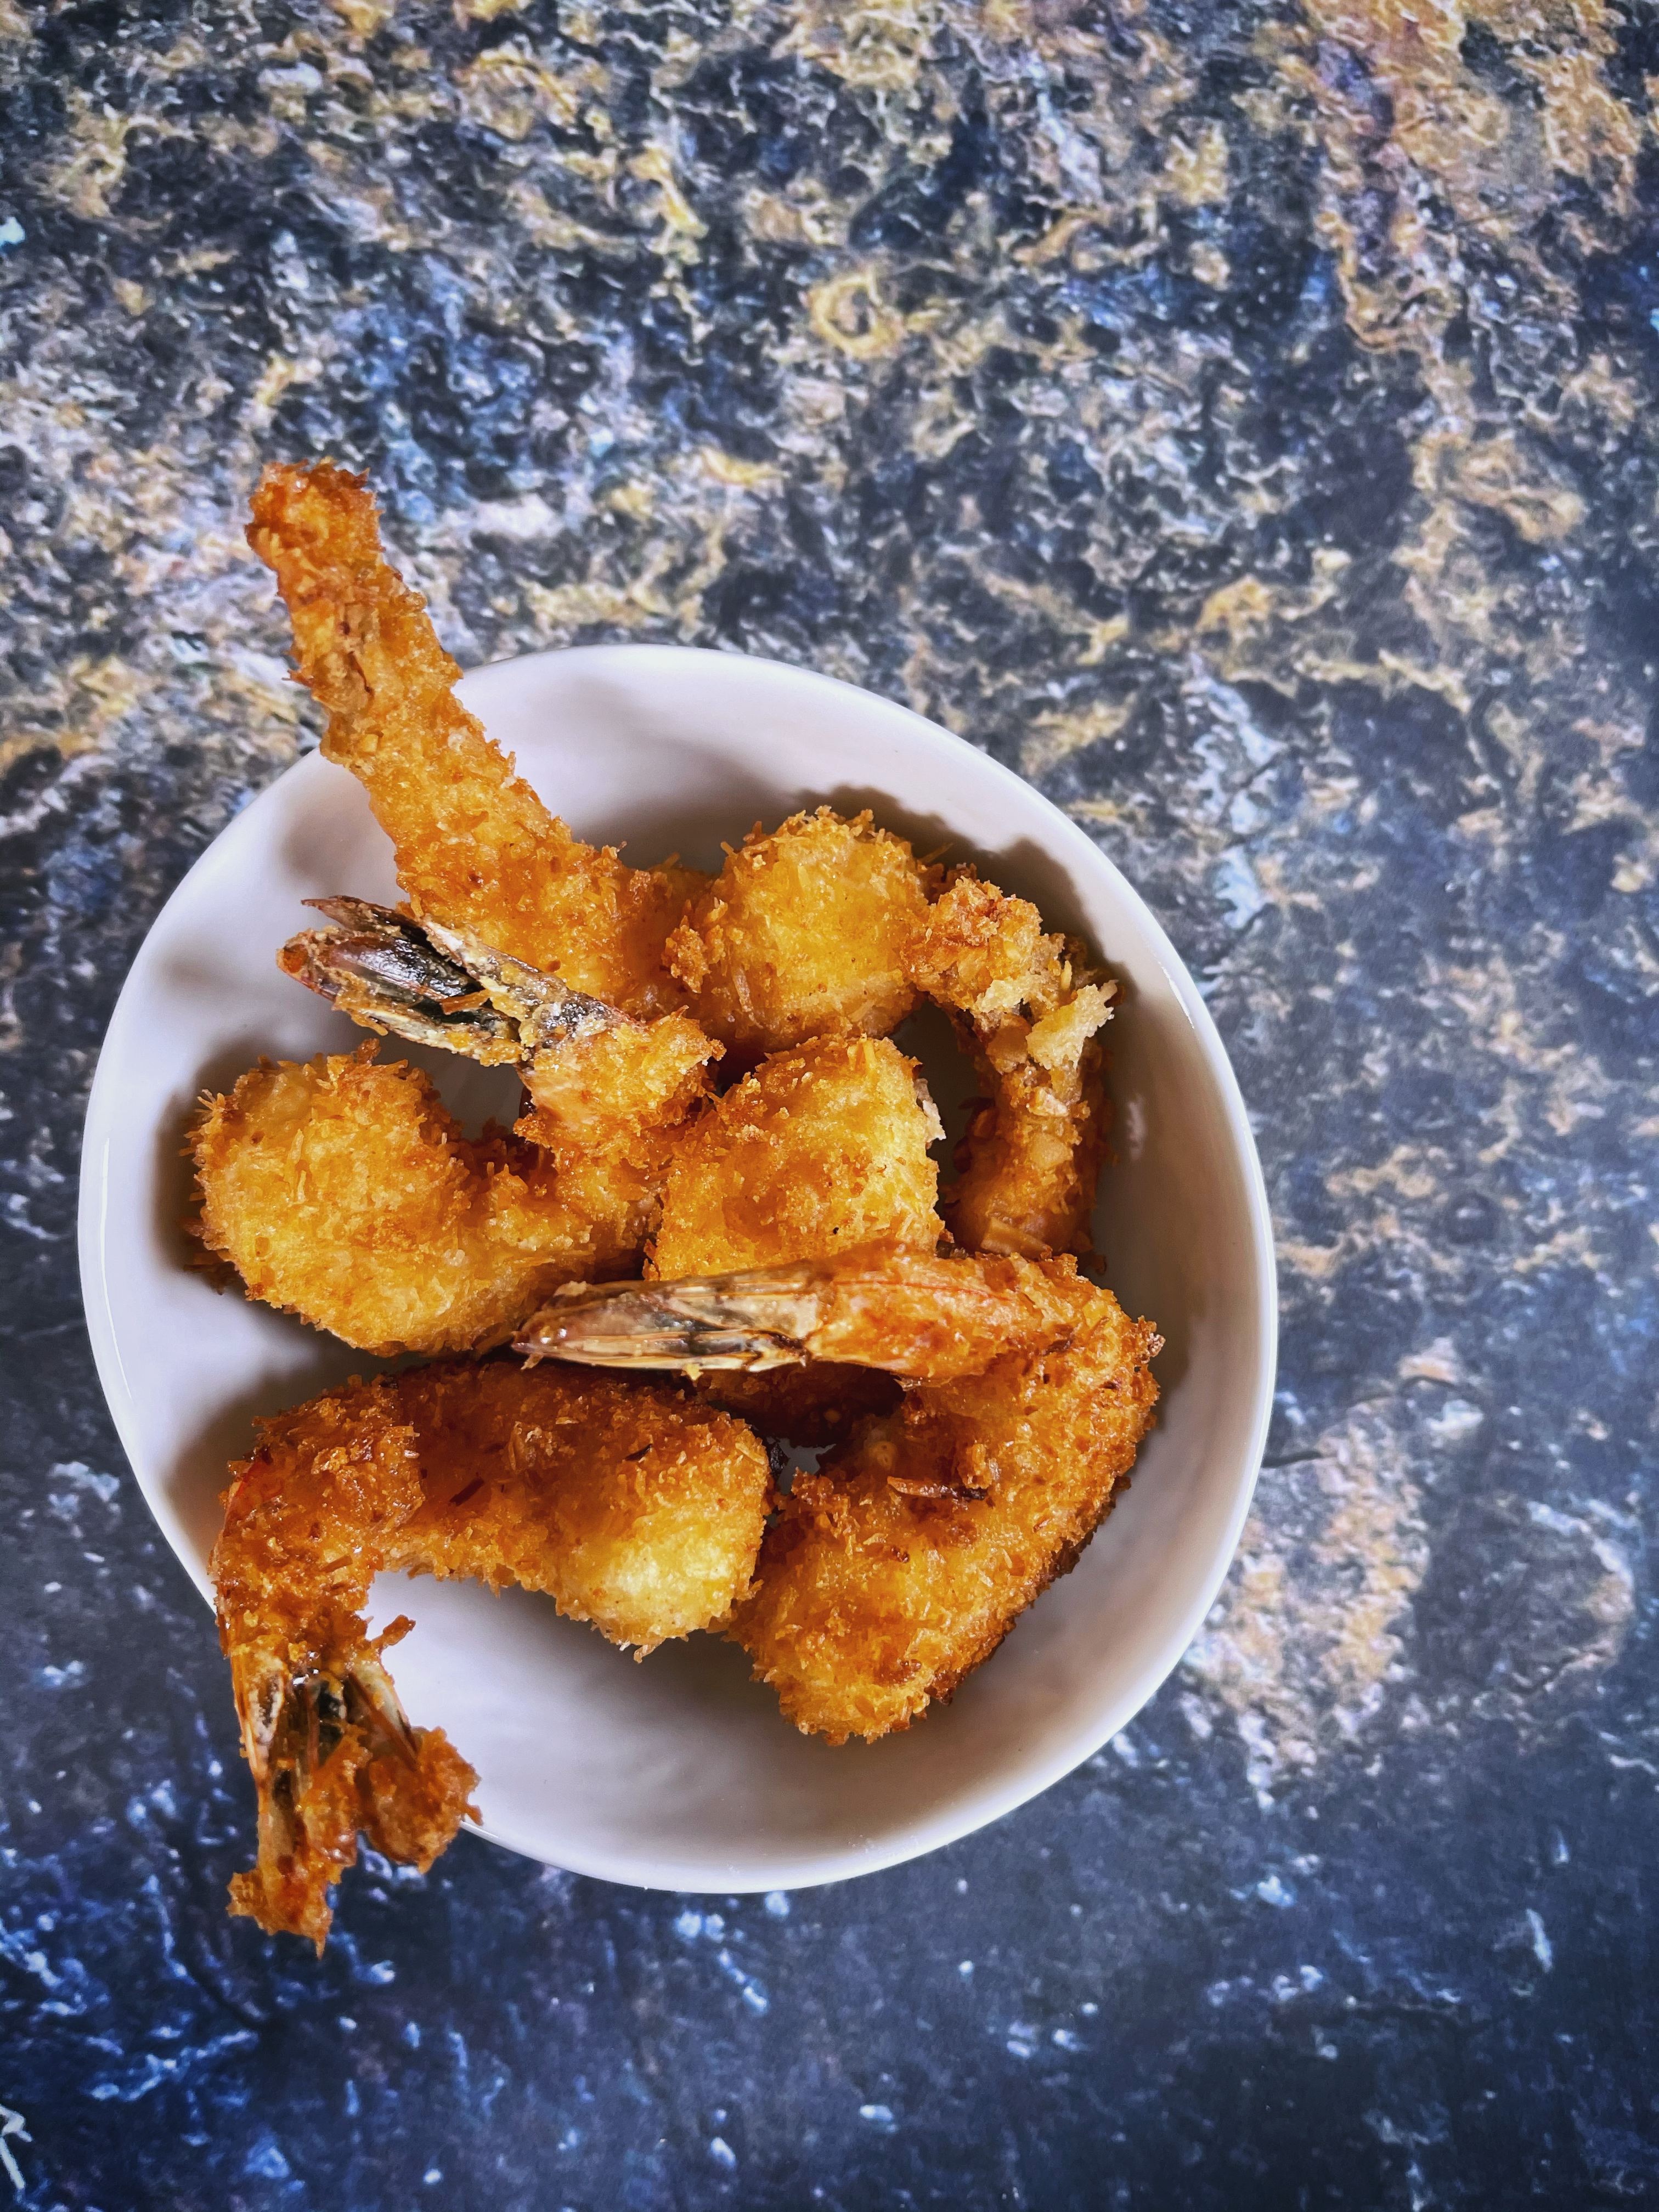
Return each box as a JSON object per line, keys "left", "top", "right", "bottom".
{"left": 3, "top": 0, "right": 1657, "bottom": 2204}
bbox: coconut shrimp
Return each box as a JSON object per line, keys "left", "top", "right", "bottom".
{"left": 650, "top": 1032, "right": 943, "bottom": 1280}
{"left": 190, "top": 1046, "right": 601, "bottom": 1356}
{"left": 213, "top": 1359, "right": 771, "bottom": 1946}
{"left": 666, "top": 808, "right": 937, "bottom": 1064}
{"left": 907, "top": 870, "right": 1115, "bottom": 1261}
{"left": 521, "top": 1243, "right": 1102, "bottom": 1383}
{"left": 731, "top": 1284, "right": 1160, "bottom": 1742}
{"left": 248, "top": 461, "right": 705, "bottom": 1014}
{"left": 193, "top": 904, "right": 717, "bottom": 1355}
{"left": 282, "top": 896, "right": 718, "bottom": 1265}
{"left": 645, "top": 1032, "right": 946, "bottom": 1441}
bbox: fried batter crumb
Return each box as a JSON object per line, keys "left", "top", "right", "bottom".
{"left": 668, "top": 808, "right": 935, "bottom": 1061}
{"left": 732, "top": 1286, "right": 1160, "bottom": 1741}
{"left": 650, "top": 1032, "right": 945, "bottom": 1280}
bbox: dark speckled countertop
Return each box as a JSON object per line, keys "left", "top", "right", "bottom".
{"left": 3, "top": 1, "right": 1657, "bottom": 2204}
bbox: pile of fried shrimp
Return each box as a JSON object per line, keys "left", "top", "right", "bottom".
{"left": 190, "top": 461, "right": 1163, "bottom": 1949}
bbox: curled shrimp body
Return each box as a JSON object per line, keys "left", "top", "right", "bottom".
{"left": 190, "top": 1044, "right": 596, "bottom": 1357}
{"left": 281, "top": 896, "right": 719, "bottom": 1262}
{"left": 730, "top": 1284, "right": 1161, "bottom": 1742}
{"left": 665, "top": 807, "right": 938, "bottom": 1064}
{"left": 213, "top": 1360, "right": 770, "bottom": 1947}
{"left": 907, "top": 871, "right": 1115, "bottom": 1261}
{"left": 213, "top": 1384, "right": 474, "bottom": 1953}
{"left": 190, "top": 905, "right": 720, "bottom": 1356}
{"left": 519, "top": 1249, "right": 1163, "bottom": 1742}
{"left": 249, "top": 462, "right": 705, "bottom": 1014}
{"left": 520, "top": 1243, "right": 1101, "bottom": 1383}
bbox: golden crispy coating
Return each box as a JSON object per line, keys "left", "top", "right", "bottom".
{"left": 213, "top": 1383, "right": 476, "bottom": 1951}
{"left": 691, "top": 1364, "right": 904, "bottom": 1448}
{"left": 191, "top": 1046, "right": 600, "bottom": 1356}
{"left": 909, "top": 871, "right": 1114, "bottom": 1260}
{"left": 516, "top": 1009, "right": 716, "bottom": 1260}
{"left": 388, "top": 1361, "right": 772, "bottom": 1650}
{"left": 650, "top": 1034, "right": 944, "bottom": 1280}
{"left": 248, "top": 461, "right": 703, "bottom": 1013}
{"left": 731, "top": 1286, "right": 1160, "bottom": 1742}
{"left": 273, "top": 899, "right": 721, "bottom": 1285}
{"left": 215, "top": 1361, "right": 770, "bottom": 1944}
{"left": 667, "top": 808, "right": 935, "bottom": 1061}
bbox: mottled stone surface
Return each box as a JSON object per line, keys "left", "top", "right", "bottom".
{"left": 3, "top": 0, "right": 1657, "bottom": 2203}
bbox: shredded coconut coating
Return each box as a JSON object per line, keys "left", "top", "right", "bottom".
{"left": 214, "top": 1361, "right": 770, "bottom": 1945}
{"left": 651, "top": 1033, "right": 944, "bottom": 1281}
{"left": 731, "top": 1286, "right": 1160, "bottom": 1742}
{"left": 691, "top": 1363, "right": 904, "bottom": 1447}
{"left": 514, "top": 1008, "right": 718, "bottom": 1260}
{"left": 248, "top": 460, "right": 704, "bottom": 1013}
{"left": 667, "top": 807, "right": 936, "bottom": 1062}
{"left": 908, "top": 871, "right": 1114, "bottom": 1259}
{"left": 213, "top": 1385, "right": 476, "bottom": 1952}
{"left": 388, "top": 1360, "right": 773, "bottom": 1651}
{"left": 191, "top": 1047, "right": 609, "bottom": 1355}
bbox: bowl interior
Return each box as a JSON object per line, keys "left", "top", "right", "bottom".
{"left": 79, "top": 645, "right": 1275, "bottom": 1892}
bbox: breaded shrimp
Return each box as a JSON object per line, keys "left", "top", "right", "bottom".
{"left": 645, "top": 1032, "right": 944, "bottom": 1437}
{"left": 190, "top": 1046, "right": 600, "bottom": 1356}
{"left": 281, "top": 898, "right": 718, "bottom": 1276}
{"left": 650, "top": 1034, "right": 944, "bottom": 1280}
{"left": 522, "top": 1243, "right": 1102, "bottom": 1382}
{"left": 282, "top": 914, "right": 946, "bottom": 1436}
{"left": 730, "top": 1286, "right": 1160, "bottom": 1742}
{"left": 667, "top": 808, "right": 935, "bottom": 1062}
{"left": 247, "top": 461, "right": 703, "bottom": 1013}
{"left": 214, "top": 1361, "right": 770, "bottom": 1945}
{"left": 909, "top": 871, "right": 1114, "bottom": 1260}
{"left": 390, "top": 1362, "right": 771, "bottom": 1650}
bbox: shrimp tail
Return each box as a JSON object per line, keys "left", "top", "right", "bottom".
{"left": 517, "top": 1243, "right": 1098, "bottom": 1383}
{"left": 227, "top": 1648, "right": 478, "bottom": 1954}
{"left": 212, "top": 1400, "right": 480, "bottom": 1951}
{"left": 519, "top": 1266, "right": 827, "bottom": 1373}
{"left": 279, "top": 896, "right": 620, "bottom": 1065}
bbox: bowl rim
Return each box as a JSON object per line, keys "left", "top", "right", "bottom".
{"left": 78, "top": 639, "right": 1278, "bottom": 1893}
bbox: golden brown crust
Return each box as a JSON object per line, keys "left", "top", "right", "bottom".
{"left": 666, "top": 808, "right": 936, "bottom": 1062}
{"left": 386, "top": 1360, "right": 773, "bottom": 1650}
{"left": 907, "top": 871, "right": 1114, "bottom": 1259}
{"left": 214, "top": 1361, "right": 770, "bottom": 1943}
{"left": 730, "top": 1289, "right": 1160, "bottom": 1742}
{"left": 213, "top": 1383, "right": 478, "bottom": 1950}
{"left": 650, "top": 1034, "right": 944, "bottom": 1280}
{"left": 248, "top": 461, "right": 704, "bottom": 1013}
{"left": 189, "top": 1046, "right": 605, "bottom": 1355}
{"left": 512, "top": 1010, "right": 720, "bottom": 1268}
{"left": 691, "top": 1362, "right": 905, "bottom": 1446}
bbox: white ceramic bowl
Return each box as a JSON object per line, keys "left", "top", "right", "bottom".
{"left": 79, "top": 645, "right": 1276, "bottom": 1894}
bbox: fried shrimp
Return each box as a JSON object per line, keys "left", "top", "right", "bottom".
{"left": 248, "top": 461, "right": 703, "bottom": 1013}
{"left": 190, "top": 1046, "right": 601, "bottom": 1355}
{"left": 730, "top": 1286, "right": 1161, "bottom": 1742}
{"left": 908, "top": 871, "right": 1115, "bottom": 1260}
{"left": 642, "top": 1031, "right": 944, "bottom": 1438}
{"left": 666, "top": 808, "right": 935, "bottom": 1062}
{"left": 650, "top": 1033, "right": 943, "bottom": 1280}
{"left": 213, "top": 1382, "right": 477, "bottom": 1953}
{"left": 281, "top": 898, "right": 718, "bottom": 1270}
{"left": 521, "top": 1244, "right": 1099, "bottom": 1382}
{"left": 388, "top": 1362, "right": 771, "bottom": 1649}
{"left": 214, "top": 1361, "right": 771, "bottom": 1945}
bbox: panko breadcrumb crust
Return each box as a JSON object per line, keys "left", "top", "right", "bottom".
{"left": 732, "top": 1288, "right": 1160, "bottom": 1743}
{"left": 215, "top": 1361, "right": 771, "bottom": 1944}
